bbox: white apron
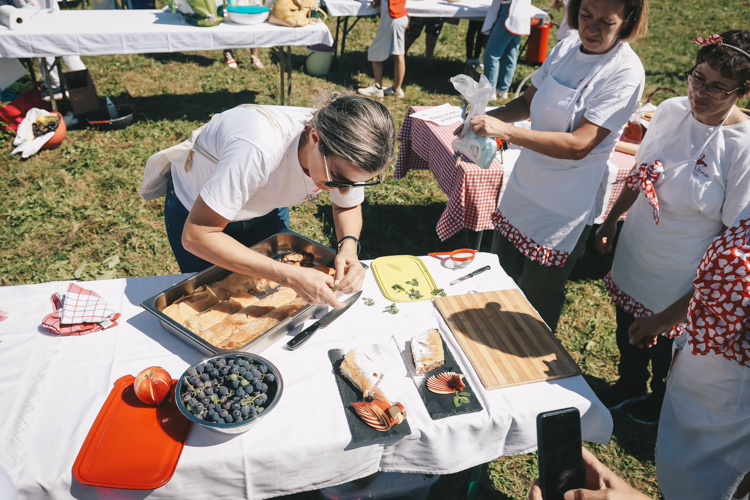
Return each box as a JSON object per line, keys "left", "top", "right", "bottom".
{"left": 495, "top": 41, "right": 623, "bottom": 265}
{"left": 139, "top": 104, "right": 282, "bottom": 201}
{"left": 609, "top": 103, "right": 731, "bottom": 313}
{"left": 656, "top": 334, "right": 750, "bottom": 500}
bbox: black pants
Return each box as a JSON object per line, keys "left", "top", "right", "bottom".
{"left": 615, "top": 306, "right": 674, "bottom": 395}
{"left": 491, "top": 225, "right": 592, "bottom": 332}
{"left": 466, "top": 20, "right": 487, "bottom": 60}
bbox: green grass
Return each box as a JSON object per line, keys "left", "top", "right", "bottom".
{"left": 2, "top": 0, "right": 750, "bottom": 497}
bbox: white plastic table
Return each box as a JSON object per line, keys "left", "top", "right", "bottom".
{"left": 0, "top": 9, "right": 334, "bottom": 105}
{"left": 0, "top": 252, "right": 612, "bottom": 499}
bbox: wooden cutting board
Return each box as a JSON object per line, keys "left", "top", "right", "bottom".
{"left": 434, "top": 290, "right": 581, "bottom": 390}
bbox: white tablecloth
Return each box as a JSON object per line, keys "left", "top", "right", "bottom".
{"left": 0, "top": 9, "right": 334, "bottom": 58}
{"left": 323, "top": 0, "right": 546, "bottom": 20}
{"left": 0, "top": 253, "right": 612, "bottom": 499}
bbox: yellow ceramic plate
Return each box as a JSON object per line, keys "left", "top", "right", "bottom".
{"left": 371, "top": 255, "right": 438, "bottom": 302}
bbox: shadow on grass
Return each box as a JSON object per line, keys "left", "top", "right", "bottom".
{"left": 569, "top": 221, "right": 624, "bottom": 282}
{"left": 582, "top": 374, "right": 658, "bottom": 463}
{"left": 314, "top": 201, "right": 486, "bottom": 259}
{"left": 112, "top": 89, "right": 259, "bottom": 123}
{"left": 144, "top": 52, "right": 219, "bottom": 67}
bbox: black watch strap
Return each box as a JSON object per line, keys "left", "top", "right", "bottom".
{"left": 337, "top": 236, "right": 360, "bottom": 256}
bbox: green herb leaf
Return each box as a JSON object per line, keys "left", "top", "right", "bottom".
{"left": 405, "top": 278, "right": 419, "bottom": 287}
{"left": 458, "top": 391, "right": 471, "bottom": 397}
{"left": 431, "top": 288, "right": 447, "bottom": 297}
{"left": 408, "top": 288, "right": 423, "bottom": 300}
{"left": 363, "top": 297, "right": 375, "bottom": 306}
{"left": 453, "top": 394, "right": 461, "bottom": 407}
{"left": 391, "top": 284, "right": 405, "bottom": 293}
{"left": 383, "top": 303, "right": 399, "bottom": 314}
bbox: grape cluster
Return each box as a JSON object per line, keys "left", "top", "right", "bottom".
{"left": 180, "top": 355, "right": 277, "bottom": 425}
{"left": 32, "top": 119, "right": 59, "bottom": 138}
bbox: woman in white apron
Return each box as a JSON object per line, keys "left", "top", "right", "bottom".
{"left": 467, "top": 0, "right": 649, "bottom": 331}
{"left": 594, "top": 30, "right": 750, "bottom": 426}
{"left": 140, "top": 94, "right": 395, "bottom": 308}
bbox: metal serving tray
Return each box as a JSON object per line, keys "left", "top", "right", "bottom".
{"left": 141, "top": 232, "right": 336, "bottom": 356}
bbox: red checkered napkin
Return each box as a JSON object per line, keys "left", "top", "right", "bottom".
{"left": 40, "top": 283, "right": 120, "bottom": 336}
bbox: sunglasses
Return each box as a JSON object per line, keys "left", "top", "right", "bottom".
{"left": 685, "top": 67, "right": 740, "bottom": 99}
{"left": 322, "top": 153, "right": 382, "bottom": 188}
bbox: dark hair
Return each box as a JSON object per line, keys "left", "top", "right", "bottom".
{"left": 567, "top": 0, "right": 649, "bottom": 43}
{"left": 309, "top": 93, "right": 395, "bottom": 174}
{"left": 696, "top": 30, "right": 750, "bottom": 94}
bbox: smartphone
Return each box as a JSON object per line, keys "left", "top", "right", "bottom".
{"left": 536, "top": 407, "right": 584, "bottom": 500}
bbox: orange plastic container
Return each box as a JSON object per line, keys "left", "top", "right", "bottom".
{"left": 525, "top": 19, "right": 550, "bottom": 65}
{"left": 72, "top": 375, "right": 191, "bottom": 490}
{"left": 42, "top": 111, "right": 66, "bottom": 150}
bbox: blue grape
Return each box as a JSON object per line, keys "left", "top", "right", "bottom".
{"left": 187, "top": 367, "right": 197, "bottom": 376}
{"left": 240, "top": 406, "right": 251, "bottom": 417}
{"left": 196, "top": 364, "right": 205, "bottom": 374}
{"left": 197, "top": 391, "right": 206, "bottom": 399}
{"left": 260, "top": 383, "right": 268, "bottom": 392}
{"left": 231, "top": 379, "right": 240, "bottom": 389}
{"left": 227, "top": 359, "right": 235, "bottom": 366}
{"left": 219, "top": 409, "right": 228, "bottom": 418}
{"left": 253, "top": 381, "right": 263, "bottom": 391}
{"left": 209, "top": 412, "right": 220, "bottom": 422}
{"left": 204, "top": 387, "right": 213, "bottom": 396}
{"left": 216, "top": 358, "right": 226, "bottom": 368}
{"left": 211, "top": 369, "right": 220, "bottom": 378}
{"left": 222, "top": 401, "right": 232, "bottom": 410}
{"left": 200, "top": 373, "right": 210, "bottom": 382}
{"left": 208, "top": 403, "right": 215, "bottom": 411}
{"left": 264, "top": 374, "right": 275, "bottom": 383}
{"left": 232, "top": 410, "right": 241, "bottom": 419}
{"left": 230, "top": 366, "right": 239, "bottom": 374}
{"left": 221, "top": 366, "right": 230, "bottom": 376}
{"left": 195, "top": 403, "right": 205, "bottom": 412}
{"left": 260, "top": 394, "right": 268, "bottom": 403}
{"left": 195, "top": 413, "right": 203, "bottom": 420}
{"left": 236, "top": 389, "right": 246, "bottom": 398}
{"left": 218, "top": 386, "right": 229, "bottom": 396}
{"left": 231, "top": 402, "right": 240, "bottom": 411}
{"left": 204, "top": 362, "right": 214, "bottom": 371}
{"left": 250, "top": 369, "right": 261, "bottom": 379}
{"left": 224, "top": 415, "right": 233, "bottom": 423}
{"left": 238, "top": 367, "right": 247, "bottom": 375}
{"left": 217, "top": 418, "right": 225, "bottom": 424}
{"left": 195, "top": 380, "right": 204, "bottom": 389}
{"left": 201, "top": 397, "right": 210, "bottom": 406}
{"left": 189, "top": 398, "right": 198, "bottom": 407}
{"left": 258, "top": 364, "right": 267, "bottom": 374}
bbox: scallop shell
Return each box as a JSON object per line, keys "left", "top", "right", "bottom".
{"left": 426, "top": 372, "right": 465, "bottom": 395}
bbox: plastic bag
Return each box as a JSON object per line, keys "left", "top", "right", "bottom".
{"left": 450, "top": 74, "right": 497, "bottom": 169}
{"left": 11, "top": 108, "right": 56, "bottom": 158}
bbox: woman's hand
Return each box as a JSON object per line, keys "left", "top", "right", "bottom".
{"left": 628, "top": 314, "right": 670, "bottom": 349}
{"left": 334, "top": 244, "right": 365, "bottom": 294}
{"left": 595, "top": 219, "right": 618, "bottom": 254}
{"left": 286, "top": 267, "right": 346, "bottom": 309}
{"left": 469, "top": 115, "right": 509, "bottom": 138}
{"left": 528, "top": 447, "right": 650, "bottom": 500}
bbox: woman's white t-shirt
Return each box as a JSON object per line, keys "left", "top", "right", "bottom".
{"left": 610, "top": 97, "right": 750, "bottom": 313}
{"left": 171, "top": 106, "right": 364, "bottom": 221}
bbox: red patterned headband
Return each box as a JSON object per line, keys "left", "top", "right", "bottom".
{"left": 694, "top": 34, "right": 750, "bottom": 60}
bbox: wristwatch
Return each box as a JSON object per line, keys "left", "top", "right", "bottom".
{"left": 337, "top": 236, "right": 360, "bottom": 256}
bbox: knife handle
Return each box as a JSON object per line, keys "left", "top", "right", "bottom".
{"left": 286, "top": 322, "right": 321, "bottom": 350}
{"left": 471, "top": 265, "right": 491, "bottom": 277}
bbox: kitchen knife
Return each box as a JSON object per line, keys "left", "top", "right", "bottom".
{"left": 450, "top": 265, "right": 491, "bottom": 286}
{"left": 286, "top": 291, "right": 363, "bottom": 350}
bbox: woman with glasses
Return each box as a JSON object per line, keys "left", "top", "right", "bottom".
{"left": 594, "top": 30, "right": 750, "bottom": 427}
{"left": 464, "top": 0, "right": 649, "bottom": 333}
{"left": 150, "top": 94, "right": 392, "bottom": 308}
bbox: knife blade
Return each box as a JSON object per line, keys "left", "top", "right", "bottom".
{"left": 286, "top": 290, "right": 363, "bottom": 350}
{"left": 450, "top": 265, "right": 491, "bottom": 286}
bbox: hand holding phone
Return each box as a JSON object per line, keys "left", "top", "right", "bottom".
{"left": 536, "top": 408, "right": 584, "bottom": 500}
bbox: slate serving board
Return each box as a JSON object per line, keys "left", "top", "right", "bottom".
{"left": 394, "top": 333, "right": 483, "bottom": 420}
{"left": 328, "top": 348, "right": 412, "bottom": 444}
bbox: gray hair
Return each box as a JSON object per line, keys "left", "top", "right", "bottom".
{"left": 310, "top": 93, "right": 395, "bottom": 174}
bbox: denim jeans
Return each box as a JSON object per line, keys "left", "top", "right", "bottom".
{"left": 164, "top": 179, "right": 290, "bottom": 273}
{"left": 482, "top": 3, "right": 521, "bottom": 92}
{"left": 615, "top": 306, "right": 674, "bottom": 395}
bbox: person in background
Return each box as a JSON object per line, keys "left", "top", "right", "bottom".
{"left": 357, "top": 0, "right": 408, "bottom": 98}
{"left": 465, "top": 19, "right": 487, "bottom": 71}
{"left": 550, "top": 0, "right": 577, "bottom": 41}
{"left": 464, "top": 0, "right": 648, "bottom": 333}
{"left": 223, "top": 48, "right": 264, "bottom": 69}
{"left": 528, "top": 447, "right": 651, "bottom": 500}
{"left": 594, "top": 30, "right": 750, "bottom": 426}
{"left": 481, "top": 0, "right": 525, "bottom": 101}
{"left": 403, "top": 18, "right": 444, "bottom": 68}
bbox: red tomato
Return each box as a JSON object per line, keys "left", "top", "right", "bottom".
{"left": 134, "top": 366, "right": 171, "bottom": 405}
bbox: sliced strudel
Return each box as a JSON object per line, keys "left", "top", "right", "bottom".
{"left": 410, "top": 328, "right": 445, "bottom": 375}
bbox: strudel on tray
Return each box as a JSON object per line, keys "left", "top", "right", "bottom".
{"left": 339, "top": 347, "right": 385, "bottom": 398}
{"left": 410, "top": 328, "right": 445, "bottom": 375}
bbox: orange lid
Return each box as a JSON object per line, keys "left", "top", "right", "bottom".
{"left": 72, "top": 375, "right": 192, "bottom": 490}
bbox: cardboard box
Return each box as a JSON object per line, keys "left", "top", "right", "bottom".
{"left": 63, "top": 69, "right": 100, "bottom": 116}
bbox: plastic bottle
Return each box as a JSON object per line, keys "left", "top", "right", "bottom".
{"left": 106, "top": 97, "right": 118, "bottom": 120}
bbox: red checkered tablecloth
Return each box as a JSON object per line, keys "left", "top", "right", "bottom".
{"left": 396, "top": 106, "right": 504, "bottom": 241}
{"left": 396, "top": 106, "right": 635, "bottom": 240}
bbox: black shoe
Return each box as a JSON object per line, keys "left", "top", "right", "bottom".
{"left": 625, "top": 392, "right": 664, "bottom": 425}
{"left": 597, "top": 379, "right": 647, "bottom": 410}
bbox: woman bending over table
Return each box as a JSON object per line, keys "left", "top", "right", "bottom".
{"left": 466, "top": 0, "right": 648, "bottom": 332}
{"left": 142, "top": 94, "right": 394, "bottom": 308}
{"left": 594, "top": 30, "right": 750, "bottom": 425}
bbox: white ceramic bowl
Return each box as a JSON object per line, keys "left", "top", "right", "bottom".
{"left": 226, "top": 8, "right": 269, "bottom": 25}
